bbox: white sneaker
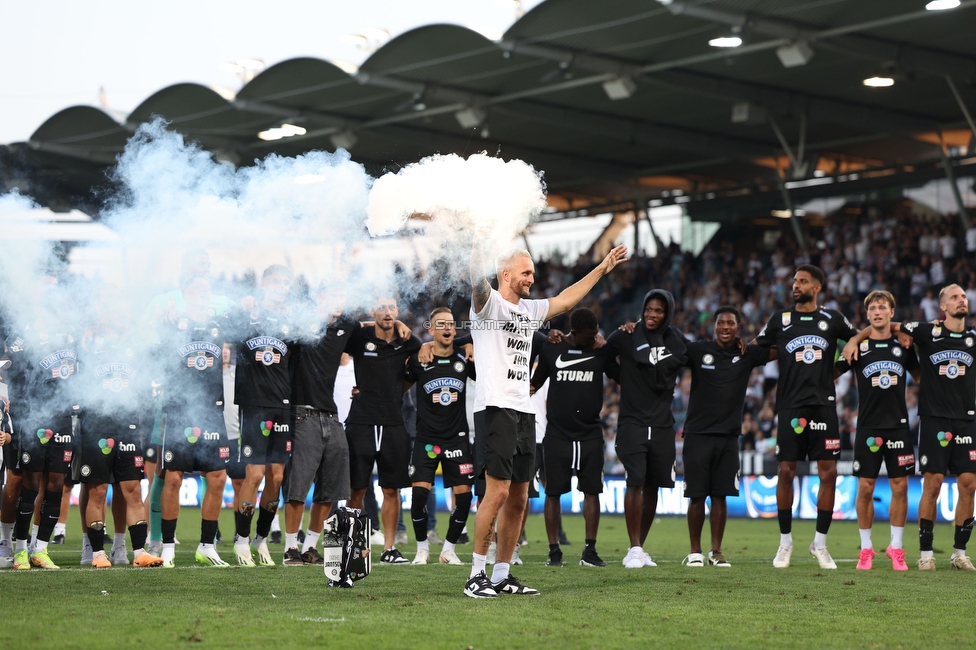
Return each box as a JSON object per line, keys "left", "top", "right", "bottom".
{"left": 623, "top": 546, "right": 644, "bottom": 569}
{"left": 161, "top": 543, "right": 176, "bottom": 568}
{"left": 439, "top": 549, "right": 464, "bottom": 565}
{"left": 643, "top": 551, "right": 657, "bottom": 567}
{"left": 0, "top": 540, "right": 13, "bottom": 568}
{"left": 254, "top": 538, "right": 275, "bottom": 566}
{"left": 110, "top": 544, "right": 129, "bottom": 566}
{"left": 486, "top": 541, "right": 497, "bottom": 565}
{"left": 195, "top": 544, "right": 229, "bottom": 567}
{"left": 512, "top": 546, "right": 523, "bottom": 566}
{"left": 80, "top": 541, "right": 93, "bottom": 566}
{"left": 773, "top": 545, "right": 793, "bottom": 568}
{"left": 682, "top": 552, "right": 705, "bottom": 567}
{"left": 369, "top": 531, "right": 385, "bottom": 546}
{"left": 809, "top": 544, "right": 837, "bottom": 570}
{"left": 412, "top": 549, "right": 430, "bottom": 565}
{"left": 235, "top": 542, "right": 255, "bottom": 567}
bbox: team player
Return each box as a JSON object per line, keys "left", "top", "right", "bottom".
{"left": 231, "top": 265, "right": 296, "bottom": 566}
{"left": 281, "top": 285, "right": 357, "bottom": 566}
{"left": 531, "top": 308, "right": 618, "bottom": 568}
{"left": 606, "top": 289, "right": 687, "bottom": 569}
{"left": 834, "top": 290, "right": 918, "bottom": 571}
{"left": 5, "top": 273, "right": 78, "bottom": 570}
{"left": 156, "top": 276, "right": 230, "bottom": 567}
{"left": 405, "top": 307, "right": 475, "bottom": 565}
{"left": 344, "top": 296, "right": 420, "bottom": 564}
{"left": 464, "top": 244, "right": 626, "bottom": 599}
{"left": 754, "top": 265, "right": 857, "bottom": 569}
{"left": 77, "top": 285, "right": 162, "bottom": 568}
{"left": 844, "top": 283, "right": 976, "bottom": 571}
{"left": 681, "top": 307, "right": 771, "bottom": 567}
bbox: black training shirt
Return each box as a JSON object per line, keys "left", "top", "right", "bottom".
{"left": 156, "top": 315, "right": 225, "bottom": 413}
{"left": 405, "top": 344, "right": 475, "bottom": 440}
{"left": 291, "top": 315, "right": 360, "bottom": 413}
{"left": 835, "top": 336, "right": 918, "bottom": 429}
{"left": 683, "top": 340, "right": 770, "bottom": 435}
{"left": 902, "top": 321, "right": 976, "bottom": 420}
{"left": 345, "top": 326, "right": 421, "bottom": 426}
{"left": 4, "top": 323, "right": 80, "bottom": 424}
{"left": 231, "top": 308, "right": 295, "bottom": 409}
{"left": 607, "top": 328, "right": 681, "bottom": 428}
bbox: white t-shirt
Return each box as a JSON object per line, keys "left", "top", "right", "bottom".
{"left": 470, "top": 288, "right": 549, "bottom": 413}
{"left": 530, "top": 379, "right": 549, "bottom": 444}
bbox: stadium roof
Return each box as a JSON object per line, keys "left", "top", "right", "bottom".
{"left": 3, "top": 0, "right": 976, "bottom": 225}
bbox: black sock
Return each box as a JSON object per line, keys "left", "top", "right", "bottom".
{"left": 584, "top": 538, "right": 597, "bottom": 549}
{"left": 954, "top": 517, "right": 975, "bottom": 551}
{"left": 446, "top": 493, "right": 471, "bottom": 544}
{"left": 411, "top": 487, "right": 430, "bottom": 542}
{"left": 14, "top": 488, "right": 39, "bottom": 542}
{"left": 161, "top": 518, "right": 178, "bottom": 544}
{"left": 129, "top": 522, "right": 148, "bottom": 551}
{"left": 201, "top": 519, "right": 219, "bottom": 545}
{"left": 777, "top": 509, "right": 792, "bottom": 535}
{"left": 236, "top": 509, "right": 254, "bottom": 539}
{"left": 38, "top": 493, "right": 62, "bottom": 543}
{"left": 87, "top": 523, "right": 106, "bottom": 552}
{"left": 816, "top": 509, "right": 832, "bottom": 535}
{"left": 919, "top": 518, "right": 935, "bottom": 552}
{"left": 255, "top": 506, "right": 276, "bottom": 538}
{"left": 549, "top": 543, "right": 561, "bottom": 554}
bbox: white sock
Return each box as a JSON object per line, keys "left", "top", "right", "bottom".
{"left": 858, "top": 528, "right": 872, "bottom": 550}
{"left": 253, "top": 534, "right": 266, "bottom": 548}
{"left": 921, "top": 549, "right": 934, "bottom": 558}
{"left": 82, "top": 532, "right": 91, "bottom": 550}
{"left": 30, "top": 524, "right": 39, "bottom": 549}
{"left": 285, "top": 532, "right": 299, "bottom": 550}
{"left": 15, "top": 539, "right": 28, "bottom": 552}
{"left": 162, "top": 542, "right": 176, "bottom": 561}
{"left": 303, "top": 530, "right": 320, "bottom": 552}
{"left": 30, "top": 523, "right": 39, "bottom": 537}
{"left": 951, "top": 547, "right": 964, "bottom": 557}
{"left": 442, "top": 541, "right": 456, "bottom": 555}
{"left": 34, "top": 539, "right": 49, "bottom": 553}
{"left": 53, "top": 522, "right": 66, "bottom": 536}
{"left": 491, "top": 561, "right": 510, "bottom": 585}
{"left": 813, "top": 532, "right": 827, "bottom": 549}
{"left": 0, "top": 522, "right": 13, "bottom": 544}
{"left": 113, "top": 532, "right": 126, "bottom": 547}
{"left": 133, "top": 547, "right": 146, "bottom": 557}
{"left": 417, "top": 540, "right": 429, "bottom": 553}
{"left": 470, "top": 552, "right": 487, "bottom": 578}
{"left": 198, "top": 542, "right": 214, "bottom": 551}
{"left": 235, "top": 535, "right": 250, "bottom": 548}
{"left": 780, "top": 533, "right": 793, "bottom": 547}
{"left": 889, "top": 526, "right": 904, "bottom": 550}
{"left": 270, "top": 513, "right": 281, "bottom": 533}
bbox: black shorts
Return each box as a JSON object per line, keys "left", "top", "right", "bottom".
{"left": 918, "top": 417, "right": 976, "bottom": 476}
{"left": 78, "top": 426, "right": 145, "bottom": 484}
{"left": 283, "top": 409, "right": 350, "bottom": 503}
{"left": 614, "top": 423, "right": 676, "bottom": 488}
{"left": 17, "top": 415, "right": 74, "bottom": 475}
{"left": 775, "top": 406, "right": 840, "bottom": 462}
{"left": 853, "top": 427, "right": 916, "bottom": 479}
{"left": 162, "top": 408, "right": 230, "bottom": 474}
{"left": 225, "top": 439, "right": 247, "bottom": 480}
{"left": 544, "top": 436, "right": 604, "bottom": 496}
{"left": 239, "top": 407, "right": 292, "bottom": 465}
{"left": 409, "top": 434, "right": 475, "bottom": 489}
{"left": 682, "top": 434, "right": 740, "bottom": 498}
{"left": 474, "top": 408, "right": 536, "bottom": 483}
{"left": 346, "top": 423, "right": 410, "bottom": 490}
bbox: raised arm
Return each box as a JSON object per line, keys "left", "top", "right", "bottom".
{"left": 470, "top": 243, "right": 491, "bottom": 315}
{"left": 545, "top": 245, "right": 627, "bottom": 321}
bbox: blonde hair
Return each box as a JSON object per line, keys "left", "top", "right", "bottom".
{"left": 939, "top": 283, "right": 963, "bottom": 304}
{"left": 494, "top": 248, "right": 532, "bottom": 279}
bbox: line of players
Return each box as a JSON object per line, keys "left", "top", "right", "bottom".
{"left": 2, "top": 257, "right": 974, "bottom": 575}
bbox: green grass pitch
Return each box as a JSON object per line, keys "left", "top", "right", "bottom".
{"left": 2, "top": 509, "right": 972, "bottom": 649}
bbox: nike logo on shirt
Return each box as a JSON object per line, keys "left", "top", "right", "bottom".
{"left": 782, "top": 324, "right": 794, "bottom": 331}
{"left": 554, "top": 355, "right": 593, "bottom": 369}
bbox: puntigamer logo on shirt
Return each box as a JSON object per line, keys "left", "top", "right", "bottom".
{"left": 785, "top": 335, "right": 828, "bottom": 364}
{"left": 246, "top": 336, "right": 288, "bottom": 366}
{"left": 39, "top": 349, "right": 77, "bottom": 380}
{"left": 862, "top": 360, "right": 904, "bottom": 389}
{"left": 179, "top": 341, "right": 221, "bottom": 371}
{"left": 930, "top": 350, "right": 973, "bottom": 379}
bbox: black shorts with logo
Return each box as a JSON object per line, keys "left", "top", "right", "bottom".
{"left": 78, "top": 422, "right": 145, "bottom": 484}
{"left": 162, "top": 407, "right": 230, "bottom": 474}
{"left": 614, "top": 423, "right": 676, "bottom": 488}
{"left": 239, "top": 407, "right": 292, "bottom": 465}
{"left": 409, "top": 433, "right": 474, "bottom": 489}
{"left": 918, "top": 417, "right": 976, "bottom": 476}
{"left": 775, "top": 405, "right": 840, "bottom": 462}
{"left": 682, "top": 434, "right": 740, "bottom": 498}
{"left": 853, "top": 427, "right": 915, "bottom": 479}
{"left": 474, "top": 408, "right": 536, "bottom": 484}
{"left": 346, "top": 423, "right": 410, "bottom": 490}
{"left": 544, "top": 436, "right": 604, "bottom": 496}
{"left": 17, "top": 414, "right": 74, "bottom": 475}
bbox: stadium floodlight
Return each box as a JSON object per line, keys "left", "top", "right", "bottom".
{"left": 257, "top": 123, "right": 306, "bottom": 141}
{"left": 776, "top": 42, "right": 814, "bottom": 68}
{"left": 926, "top": 0, "right": 961, "bottom": 10}
{"left": 602, "top": 76, "right": 637, "bottom": 100}
{"left": 863, "top": 76, "right": 895, "bottom": 88}
{"left": 455, "top": 107, "right": 487, "bottom": 129}
{"left": 709, "top": 35, "right": 742, "bottom": 48}
{"left": 330, "top": 130, "right": 358, "bottom": 150}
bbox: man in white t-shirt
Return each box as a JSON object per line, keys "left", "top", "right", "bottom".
{"left": 462, "top": 244, "right": 627, "bottom": 599}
